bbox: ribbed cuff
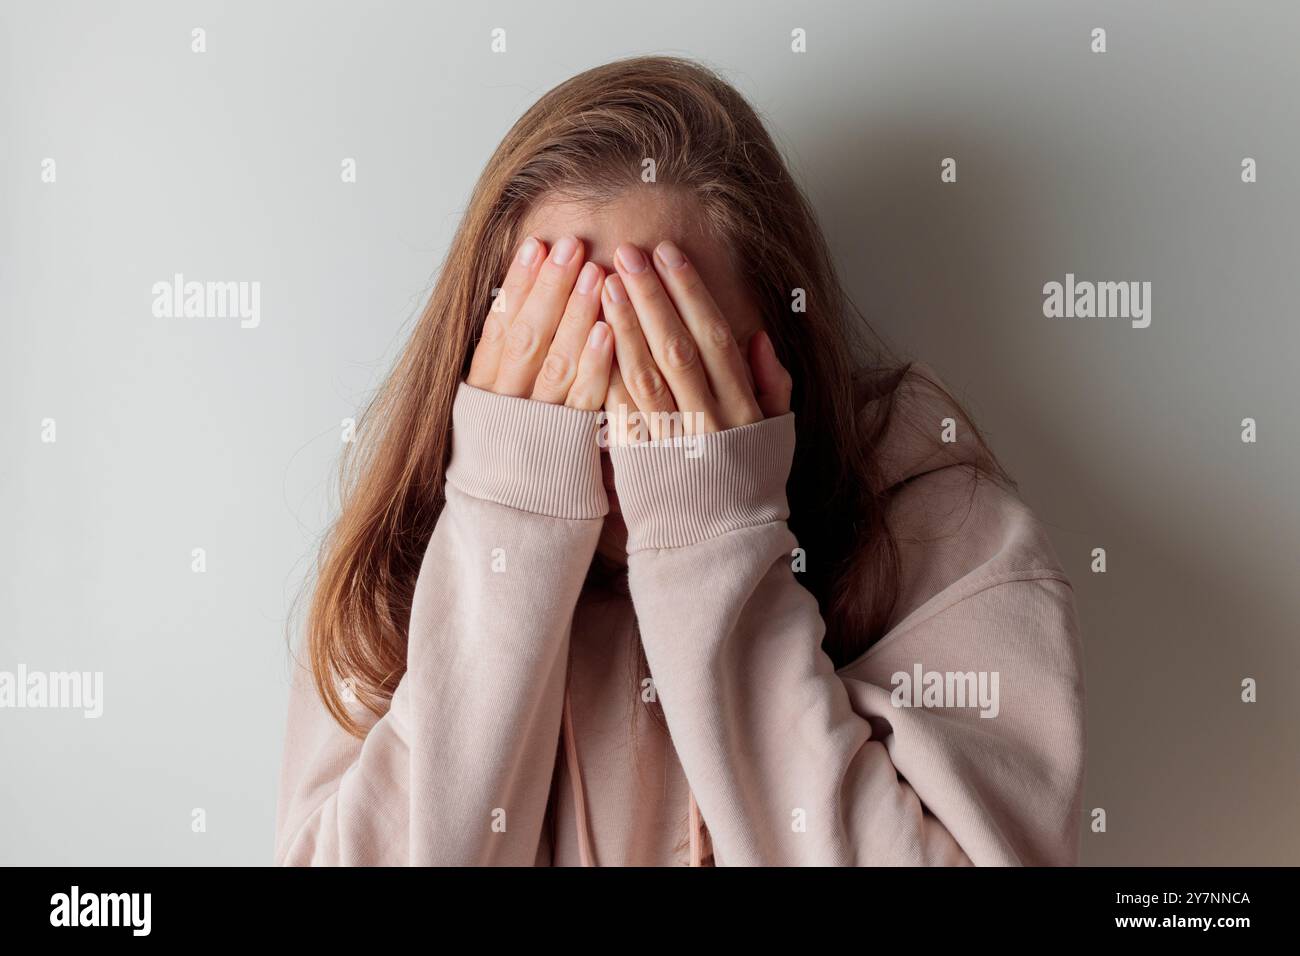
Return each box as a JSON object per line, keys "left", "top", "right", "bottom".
{"left": 609, "top": 413, "right": 796, "bottom": 553}
{"left": 444, "top": 383, "right": 608, "bottom": 519}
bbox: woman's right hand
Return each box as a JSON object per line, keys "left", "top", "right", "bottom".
{"left": 467, "top": 235, "right": 613, "bottom": 411}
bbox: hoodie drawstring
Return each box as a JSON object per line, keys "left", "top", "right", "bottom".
{"left": 561, "top": 682, "right": 705, "bottom": 867}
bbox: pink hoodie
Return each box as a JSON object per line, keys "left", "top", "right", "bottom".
{"left": 274, "top": 364, "right": 1085, "bottom": 866}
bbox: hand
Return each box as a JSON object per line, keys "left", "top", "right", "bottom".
{"left": 467, "top": 235, "right": 613, "bottom": 411}
{"left": 600, "top": 240, "right": 791, "bottom": 443}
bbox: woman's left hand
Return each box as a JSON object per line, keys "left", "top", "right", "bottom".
{"left": 600, "top": 240, "right": 792, "bottom": 443}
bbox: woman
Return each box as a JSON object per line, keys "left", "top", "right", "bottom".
{"left": 275, "top": 56, "right": 1084, "bottom": 866}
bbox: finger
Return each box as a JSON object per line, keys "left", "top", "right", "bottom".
{"left": 601, "top": 273, "right": 677, "bottom": 440}
{"left": 467, "top": 236, "right": 545, "bottom": 389}
{"left": 493, "top": 235, "right": 585, "bottom": 397}
{"left": 650, "top": 240, "right": 761, "bottom": 427}
{"left": 531, "top": 261, "right": 605, "bottom": 404}
{"left": 603, "top": 362, "right": 639, "bottom": 447}
{"left": 564, "top": 321, "right": 613, "bottom": 411}
{"left": 748, "top": 330, "right": 793, "bottom": 418}
{"left": 614, "top": 243, "right": 717, "bottom": 425}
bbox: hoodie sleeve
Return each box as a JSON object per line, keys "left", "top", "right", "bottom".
{"left": 274, "top": 383, "right": 607, "bottom": 866}
{"left": 608, "top": 415, "right": 1085, "bottom": 866}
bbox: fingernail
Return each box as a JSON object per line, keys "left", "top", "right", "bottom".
{"left": 655, "top": 241, "right": 686, "bottom": 269}
{"left": 588, "top": 321, "right": 609, "bottom": 348}
{"left": 517, "top": 236, "right": 541, "bottom": 265}
{"left": 615, "top": 244, "right": 647, "bottom": 273}
{"left": 551, "top": 236, "right": 579, "bottom": 265}
{"left": 603, "top": 274, "right": 628, "bottom": 304}
{"left": 576, "top": 261, "right": 600, "bottom": 294}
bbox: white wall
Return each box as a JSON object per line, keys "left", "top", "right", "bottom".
{"left": 2, "top": 0, "right": 1296, "bottom": 864}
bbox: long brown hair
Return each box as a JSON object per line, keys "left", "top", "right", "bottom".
{"left": 303, "top": 55, "right": 1009, "bottom": 739}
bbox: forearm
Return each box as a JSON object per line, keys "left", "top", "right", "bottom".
{"left": 276, "top": 384, "right": 607, "bottom": 865}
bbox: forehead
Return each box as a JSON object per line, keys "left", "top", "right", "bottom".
{"left": 519, "top": 189, "right": 762, "bottom": 338}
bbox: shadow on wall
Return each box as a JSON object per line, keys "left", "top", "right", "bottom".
{"left": 808, "top": 118, "right": 1298, "bottom": 865}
